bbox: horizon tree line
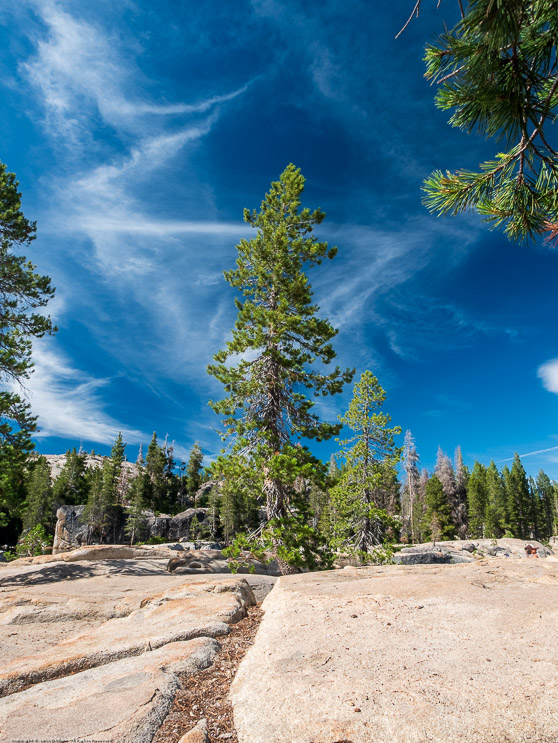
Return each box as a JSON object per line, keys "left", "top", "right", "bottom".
{"left": 401, "top": 435, "right": 558, "bottom": 545}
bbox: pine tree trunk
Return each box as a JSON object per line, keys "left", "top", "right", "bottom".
{"left": 264, "top": 471, "right": 287, "bottom": 520}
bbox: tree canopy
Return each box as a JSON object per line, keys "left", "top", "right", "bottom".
{"left": 331, "top": 371, "right": 401, "bottom": 555}
{"left": 0, "top": 161, "right": 56, "bottom": 448}
{"left": 409, "top": 0, "right": 558, "bottom": 243}
{"left": 208, "top": 164, "right": 353, "bottom": 524}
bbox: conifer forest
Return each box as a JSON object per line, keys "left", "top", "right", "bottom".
{"left": 2, "top": 163, "right": 557, "bottom": 567}
{"left": 1, "top": 0, "right": 558, "bottom": 570}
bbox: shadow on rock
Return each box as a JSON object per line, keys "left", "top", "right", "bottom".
{"left": 0, "top": 563, "right": 100, "bottom": 587}
{"left": 102, "top": 559, "right": 174, "bottom": 577}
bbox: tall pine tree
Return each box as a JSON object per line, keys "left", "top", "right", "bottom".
{"left": 467, "top": 461, "right": 488, "bottom": 538}
{"left": 22, "top": 456, "right": 53, "bottom": 533}
{"left": 330, "top": 371, "right": 401, "bottom": 553}
{"left": 454, "top": 446, "right": 469, "bottom": 538}
{"left": 208, "top": 164, "right": 353, "bottom": 566}
{"left": 52, "top": 448, "right": 88, "bottom": 506}
{"left": 0, "top": 161, "right": 56, "bottom": 532}
{"left": 536, "top": 470, "right": 556, "bottom": 541}
{"left": 485, "top": 460, "right": 507, "bottom": 538}
{"left": 187, "top": 442, "right": 204, "bottom": 502}
{"left": 422, "top": 474, "right": 455, "bottom": 543}
{"left": 435, "top": 448, "right": 459, "bottom": 537}
{"left": 507, "top": 454, "right": 531, "bottom": 539}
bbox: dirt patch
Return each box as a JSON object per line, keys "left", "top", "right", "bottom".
{"left": 154, "top": 605, "right": 263, "bottom": 743}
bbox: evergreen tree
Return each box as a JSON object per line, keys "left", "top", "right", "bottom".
{"left": 163, "top": 437, "right": 179, "bottom": 511}
{"left": 419, "top": 0, "right": 558, "bottom": 243}
{"left": 143, "top": 433, "right": 179, "bottom": 513}
{"left": 99, "top": 458, "right": 121, "bottom": 542}
{"left": 529, "top": 476, "right": 545, "bottom": 541}
{"left": 0, "top": 445, "right": 26, "bottom": 534}
{"left": 507, "top": 454, "right": 531, "bottom": 538}
{"left": 435, "top": 448, "right": 459, "bottom": 536}
{"left": 206, "top": 485, "right": 221, "bottom": 540}
{"left": 317, "top": 455, "right": 340, "bottom": 543}
{"left": 216, "top": 456, "right": 261, "bottom": 544}
{"left": 422, "top": 474, "right": 455, "bottom": 542}
{"left": 454, "top": 446, "right": 469, "bottom": 538}
{"left": 111, "top": 432, "right": 126, "bottom": 465}
{"left": 467, "top": 461, "right": 488, "bottom": 538}
{"left": 124, "top": 470, "right": 148, "bottom": 544}
{"left": 145, "top": 433, "right": 168, "bottom": 513}
{"left": 0, "top": 162, "right": 56, "bottom": 444}
{"left": 22, "top": 456, "right": 53, "bottom": 533}
{"left": 189, "top": 513, "right": 200, "bottom": 540}
{"left": 330, "top": 371, "right": 401, "bottom": 553}
{"left": 413, "top": 467, "right": 430, "bottom": 544}
{"left": 0, "top": 162, "right": 56, "bottom": 529}
{"left": 52, "top": 448, "right": 89, "bottom": 506}
{"left": 308, "top": 481, "right": 328, "bottom": 531}
{"left": 374, "top": 458, "right": 400, "bottom": 515}
{"left": 186, "top": 442, "right": 204, "bottom": 500}
{"left": 208, "top": 164, "right": 352, "bottom": 567}
{"left": 99, "top": 432, "right": 128, "bottom": 508}
{"left": 83, "top": 467, "right": 104, "bottom": 542}
{"left": 485, "top": 460, "right": 507, "bottom": 538}
{"left": 536, "top": 470, "right": 556, "bottom": 541}
{"left": 401, "top": 429, "right": 420, "bottom": 543}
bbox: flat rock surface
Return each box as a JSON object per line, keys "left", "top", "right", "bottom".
{"left": 0, "top": 558, "right": 271, "bottom": 665}
{"left": 0, "top": 563, "right": 256, "bottom": 696}
{"left": 231, "top": 558, "right": 558, "bottom": 743}
{"left": 0, "top": 638, "right": 218, "bottom": 743}
{"left": 0, "top": 557, "right": 262, "bottom": 742}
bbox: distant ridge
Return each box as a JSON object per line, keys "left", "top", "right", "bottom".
{"left": 37, "top": 453, "right": 140, "bottom": 481}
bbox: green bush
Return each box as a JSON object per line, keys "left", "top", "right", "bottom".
{"left": 5, "top": 524, "right": 51, "bottom": 560}
{"left": 138, "top": 535, "right": 167, "bottom": 545}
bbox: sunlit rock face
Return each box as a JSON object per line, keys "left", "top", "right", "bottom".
{"left": 52, "top": 504, "right": 211, "bottom": 552}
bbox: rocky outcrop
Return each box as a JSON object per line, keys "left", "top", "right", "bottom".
{"left": 145, "top": 508, "right": 211, "bottom": 543}
{"left": 42, "top": 453, "right": 139, "bottom": 481}
{"left": 52, "top": 505, "right": 211, "bottom": 553}
{"left": 166, "top": 550, "right": 280, "bottom": 577}
{"left": 394, "top": 538, "right": 554, "bottom": 565}
{"left": 53, "top": 505, "right": 91, "bottom": 551}
{"left": 394, "top": 549, "right": 475, "bottom": 565}
{"left": 231, "top": 557, "right": 558, "bottom": 743}
{"left": 0, "top": 577, "right": 255, "bottom": 697}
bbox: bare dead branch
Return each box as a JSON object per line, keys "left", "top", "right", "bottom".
{"left": 395, "top": 0, "right": 422, "bottom": 39}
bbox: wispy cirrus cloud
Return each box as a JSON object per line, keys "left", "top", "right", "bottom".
{"left": 10, "top": 0, "right": 255, "bottom": 445}
{"left": 22, "top": 2, "right": 252, "bottom": 142}
{"left": 10, "top": 343, "right": 144, "bottom": 445}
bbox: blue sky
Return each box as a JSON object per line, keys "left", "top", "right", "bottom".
{"left": 1, "top": 0, "right": 558, "bottom": 478}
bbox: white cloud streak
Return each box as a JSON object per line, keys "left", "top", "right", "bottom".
{"left": 497, "top": 445, "right": 558, "bottom": 463}
{"left": 11, "top": 343, "right": 144, "bottom": 445}
{"left": 22, "top": 2, "right": 252, "bottom": 141}
{"left": 17, "top": 0, "right": 253, "bottom": 390}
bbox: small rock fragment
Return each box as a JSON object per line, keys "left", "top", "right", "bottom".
{"left": 179, "top": 717, "right": 209, "bottom": 743}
